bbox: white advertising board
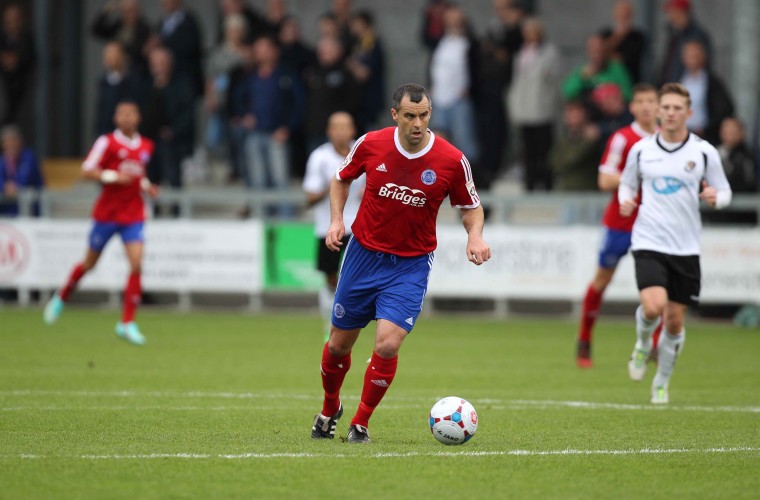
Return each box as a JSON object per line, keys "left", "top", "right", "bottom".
{"left": 429, "top": 225, "right": 760, "bottom": 304}
{"left": 0, "top": 219, "right": 264, "bottom": 293}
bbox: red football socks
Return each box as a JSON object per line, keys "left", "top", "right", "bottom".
{"left": 578, "top": 285, "right": 603, "bottom": 343}
{"left": 59, "top": 263, "right": 86, "bottom": 301}
{"left": 320, "top": 343, "right": 351, "bottom": 417}
{"left": 351, "top": 352, "right": 398, "bottom": 428}
{"left": 122, "top": 272, "right": 142, "bottom": 323}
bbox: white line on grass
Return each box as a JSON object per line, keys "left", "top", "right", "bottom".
{"left": 2, "top": 390, "right": 759, "bottom": 413}
{"left": 5, "top": 447, "right": 759, "bottom": 461}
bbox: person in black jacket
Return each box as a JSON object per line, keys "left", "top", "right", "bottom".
{"left": 91, "top": 0, "right": 151, "bottom": 76}
{"left": 95, "top": 42, "right": 144, "bottom": 138}
{"left": 303, "top": 36, "right": 360, "bottom": 154}
{"left": 679, "top": 39, "right": 733, "bottom": 146}
{"left": 141, "top": 46, "right": 195, "bottom": 189}
{"left": 718, "top": 117, "right": 758, "bottom": 193}
{"left": 155, "top": 0, "right": 203, "bottom": 97}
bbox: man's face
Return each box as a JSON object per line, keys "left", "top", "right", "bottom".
{"left": 392, "top": 95, "right": 431, "bottom": 148}
{"left": 327, "top": 113, "right": 356, "bottom": 148}
{"left": 630, "top": 90, "right": 658, "bottom": 125}
{"left": 658, "top": 93, "right": 692, "bottom": 134}
{"left": 114, "top": 103, "right": 140, "bottom": 132}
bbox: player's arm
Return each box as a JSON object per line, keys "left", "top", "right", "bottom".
{"left": 618, "top": 145, "right": 641, "bottom": 217}
{"left": 325, "top": 176, "right": 352, "bottom": 251}
{"left": 598, "top": 132, "right": 626, "bottom": 191}
{"left": 700, "top": 147, "right": 732, "bottom": 209}
{"left": 81, "top": 137, "right": 132, "bottom": 185}
{"left": 460, "top": 206, "right": 491, "bottom": 266}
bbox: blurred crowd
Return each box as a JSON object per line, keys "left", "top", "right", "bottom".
{"left": 1, "top": 0, "right": 758, "bottom": 218}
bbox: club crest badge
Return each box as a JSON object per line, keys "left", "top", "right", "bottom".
{"left": 421, "top": 169, "right": 437, "bottom": 185}
{"left": 685, "top": 160, "right": 696, "bottom": 172}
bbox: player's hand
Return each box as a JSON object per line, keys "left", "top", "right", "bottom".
{"left": 466, "top": 235, "right": 491, "bottom": 266}
{"left": 699, "top": 180, "right": 717, "bottom": 207}
{"left": 325, "top": 221, "right": 346, "bottom": 252}
{"left": 619, "top": 198, "right": 638, "bottom": 217}
{"left": 146, "top": 184, "right": 160, "bottom": 199}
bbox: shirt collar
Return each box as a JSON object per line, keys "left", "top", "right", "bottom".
{"left": 114, "top": 129, "right": 142, "bottom": 149}
{"left": 394, "top": 128, "right": 435, "bottom": 159}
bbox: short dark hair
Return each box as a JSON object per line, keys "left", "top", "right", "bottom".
{"left": 659, "top": 82, "right": 691, "bottom": 106}
{"left": 352, "top": 10, "right": 374, "bottom": 27}
{"left": 632, "top": 82, "right": 657, "bottom": 97}
{"left": 391, "top": 83, "right": 431, "bottom": 110}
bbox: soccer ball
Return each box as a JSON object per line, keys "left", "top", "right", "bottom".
{"left": 429, "top": 396, "right": 478, "bottom": 445}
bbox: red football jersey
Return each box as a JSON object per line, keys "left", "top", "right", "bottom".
{"left": 599, "top": 122, "right": 651, "bottom": 231}
{"left": 82, "top": 130, "right": 154, "bottom": 224}
{"left": 336, "top": 127, "right": 480, "bottom": 256}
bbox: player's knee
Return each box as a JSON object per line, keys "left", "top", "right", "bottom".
{"left": 642, "top": 302, "right": 663, "bottom": 320}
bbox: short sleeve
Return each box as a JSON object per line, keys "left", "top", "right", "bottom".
{"left": 302, "top": 148, "right": 329, "bottom": 193}
{"left": 449, "top": 155, "right": 481, "bottom": 209}
{"left": 599, "top": 131, "right": 627, "bottom": 175}
{"left": 335, "top": 134, "right": 367, "bottom": 181}
{"left": 82, "top": 136, "right": 110, "bottom": 171}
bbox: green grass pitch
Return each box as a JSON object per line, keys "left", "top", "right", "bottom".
{"left": 1, "top": 308, "right": 758, "bottom": 499}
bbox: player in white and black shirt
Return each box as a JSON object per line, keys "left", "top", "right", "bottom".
{"left": 618, "top": 83, "right": 732, "bottom": 404}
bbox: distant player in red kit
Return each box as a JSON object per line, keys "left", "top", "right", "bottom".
{"left": 44, "top": 101, "right": 157, "bottom": 345}
{"left": 576, "top": 83, "right": 662, "bottom": 367}
{"left": 311, "top": 83, "right": 491, "bottom": 443}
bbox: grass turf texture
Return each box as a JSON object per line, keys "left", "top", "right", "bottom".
{"left": 0, "top": 308, "right": 758, "bottom": 499}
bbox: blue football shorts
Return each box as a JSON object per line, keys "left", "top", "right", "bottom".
{"left": 331, "top": 236, "right": 434, "bottom": 333}
{"left": 88, "top": 221, "right": 145, "bottom": 252}
{"left": 598, "top": 227, "right": 632, "bottom": 269}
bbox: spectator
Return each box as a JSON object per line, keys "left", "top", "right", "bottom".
{"left": 658, "top": 0, "right": 711, "bottom": 85}
{"left": 679, "top": 39, "right": 733, "bottom": 146}
{"left": 142, "top": 47, "right": 196, "bottom": 189}
{"left": 507, "top": 17, "right": 560, "bottom": 191}
{"left": 317, "top": 13, "right": 341, "bottom": 42}
{"left": 278, "top": 16, "right": 315, "bottom": 179}
{"left": 95, "top": 42, "right": 144, "bottom": 138}
{"left": 0, "top": 125, "right": 42, "bottom": 216}
{"left": 233, "top": 36, "right": 305, "bottom": 194}
{"left": 548, "top": 100, "right": 601, "bottom": 192}
{"left": 278, "top": 16, "right": 315, "bottom": 79}
{"left": 346, "top": 10, "right": 386, "bottom": 134}
{"left": 600, "top": 0, "right": 646, "bottom": 83}
{"left": 428, "top": 6, "right": 480, "bottom": 163}
{"left": 155, "top": 0, "right": 204, "bottom": 97}
{"left": 90, "top": 0, "right": 152, "bottom": 76}
{"left": 227, "top": 43, "right": 257, "bottom": 185}
{"left": 591, "top": 83, "right": 633, "bottom": 148}
{"left": 304, "top": 37, "right": 360, "bottom": 154}
{"left": 718, "top": 118, "right": 757, "bottom": 193}
{"left": 475, "top": 0, "right": 525, "bottom": 191}
{"left": 204, "top": 13, "right": 247, "bottom": 160}
{"left": 420, "top": 0, "right": 451, "bottom": 52}
{"left": 216, "top": 0, "right": 268, "bottom": 44}
{"left": 0, "top": 3, "right": 35, "bottom": 127}
{"left": 562, "top": 33, "right": 633, "bottom": 104}
{"left": 326, "top": 0, "right": 355, "bottom": 51}
{"left": 265, "top": 0, "right": 289, "bottom": 35}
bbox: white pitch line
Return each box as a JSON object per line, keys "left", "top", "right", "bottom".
{"left": 1, "top": 390, "right": 759, "bottom": 413}
{"left": 4, "top": 447, "right": 759, "bottom": 461}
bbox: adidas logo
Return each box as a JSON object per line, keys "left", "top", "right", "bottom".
{"left": 405, "top": 317, "right": 414, "bottom": 326}
{"left": 376, "top": 163, "right": 387, "bottom": 172}
{"left": 371, "top": 379, "right": 389, "bottom": 388}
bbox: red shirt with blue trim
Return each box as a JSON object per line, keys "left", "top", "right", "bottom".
{"left": 336, "top": 127, "right": 480, "bottom": 256}
{"left": 83, "top": 130, "right": 154, "bottom": 224}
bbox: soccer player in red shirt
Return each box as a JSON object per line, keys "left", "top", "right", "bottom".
{"left": 311, "top": 83, "right": 491, "bottom": 443}
{"left": 576, "top": 83, "right": 662, "bottom": 367}
{"left": 43, "top": 101, "right": 157, "bottom": 345}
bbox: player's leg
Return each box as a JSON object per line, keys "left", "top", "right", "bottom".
{"left": 347, "top": 251, "right": 432, "bottom": 443}
{"left": 316, "top": 236, "right": 348, "bottom": 342}
{"left": 577, "top": 228, "right": 630, "bottom": 367}
{"left": 650, "top": 301, "right": 687, "bottom": 404}
{"left": 312, "top": 237, "right": 374, "bottom": 439}
{"left": 628, "top": 251, "right": 669, "bottom": 381}
{"left": 44, "top": 222, "right": 112, "bottom": 324}
{"left": 115, "top": 223, "right": 146, "bottom": 345}
{"left": 650, "top": 254, "right": 699, "bottom": 403}
{"left": 347, "top": 319, "right": 409, "bottom": 443}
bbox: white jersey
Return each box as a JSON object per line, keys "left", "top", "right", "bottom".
{"left": 619, "top": 133, "right": 732, "bottom": 256}
{"left": 303, "top": 141, "right": 365, "bottom": 236}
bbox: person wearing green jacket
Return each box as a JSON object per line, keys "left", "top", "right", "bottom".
{"left": 562, "top": 33, "right": 633, "bottom": 103}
